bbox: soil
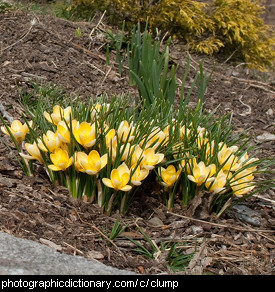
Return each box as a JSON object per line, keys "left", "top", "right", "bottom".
{"left": 0, "top": 6, "right": 275, "bottom": 275}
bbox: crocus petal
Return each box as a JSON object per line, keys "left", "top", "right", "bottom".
{"left": 19, "top": 153, "right": 36, "bottom": 160}
{"left": 13, "top": 131, "right": 26, "bottom": 143}
{"left": 120, "top": 185, "right": 132, "bottom": 192}
{"left": 197, "top": 174, "right": 207, "bottom": 185}
{"left": 120, "top": 172, "right": 130, "bottom": 185}
{"left": 21, "top": 122, "right": 31, "bottom": 134}
{"left": 142, "top": 165, "right": 155, "bottom": 170}
{"left": 100, "top": 154, "right": 108, "bottom": 169}
{"left": 192, "top": 165, "right": 201, "bottom": 179}
{"left": 112, "top": 178, "right": 122, "bottom": 189}
{"left": 208, "top": 164, "right": 216, "bottom": 177}
{"left": 25, "top": 142, "right": 44, "bottom": 163}
{"left": 44, "top": 111, "right": 53, "bottom": 123}
{"left": 117, "top": 163, "right": 130, "bottom": 176}
{"left": 11, "top": 120, "right": 23, "bottom": 132}
{"left": 111, "top": 169, "right": 120, "bottom": 182}
{"left": 48, "top": 164, "right": 62, "bottom": 171}
{"left": 161, "top": 181, "right": 170, "bottom": 188}
{"left": 131, "top": 180, "right": 142, "bottom": 186}
{"left": 156, "top": 153, "right": 164, "bottom": 164}
{"left": 187, "top": 175, "right": 197, "bottom": 183}
{"left": 84, "top": 139, "right": 96, "bottom": 148}
{"left": 86, "top": 169, "right": 99, "bottom": 175}
{"left": 66, "top": 157, "right": 74, "bottom": 168}
{"left": 102, "top": 178, "right": 114, "bottom": 189}
{"left": 1, "top": 126, "right": 9, "bottom": 135}
{"left": 88, "top": 150, "right": 100, "bottom": 163}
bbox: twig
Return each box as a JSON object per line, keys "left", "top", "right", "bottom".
{"left": 89, "top": 10, "right": 107, "bottom": 42}
{"left": 258, "top": 232, "right": 275, "bottom": 244}
{"left": 73, "top": 208, "right": 128, "bottom": 263}
{"left": 85, "top": 61, "right": 106, "bottom": 75}
{"left": 166, "top": 211, "right": 275, "bottom": 233}
{"left": 63, "top": 241, "right": 85, "bottom": 255}
{"left": 100, "top": 65, "right": 112, "bottom": 86}
{"left": 238, "top": 95, "right": 252, "bottom": 116}
{"left": 223, "top": 49, "right": 238, "bottom": 64}
{"left": 254, "top": 194, "right": 275, "bottom": 205}
{"left": 71, "top": 42, "right": 106, "bottom": 62}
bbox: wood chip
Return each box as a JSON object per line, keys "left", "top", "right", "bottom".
{"left": 256, "top": 132, "right": 275, "bottom": 142}
{"left": 39, "top": 238, "right": 62, "bottom": 252}
{"left": 86, "top": 250, "right": 105, "bottom": 260}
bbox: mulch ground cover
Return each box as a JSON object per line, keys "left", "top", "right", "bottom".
{"left": 0, "top": 8, "right": 275, "bottom": 274}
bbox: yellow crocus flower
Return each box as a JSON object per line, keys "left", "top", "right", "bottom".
{"left": 74, "top": 151, "right": 88, "bottom": 172}
{"left": 181, "top": 156, "right": 197, "bottom": 175}
{"left": 48, "top": 148, "right": 73, "bottom": 171}
{"left": 117, "top": 120, "right": 135, "bottom": 143}
{"left": 130, "top": 164, "right": 149, "bottom": 186}
{"left": 140, "top": 148, "right": 164, "bottom": 170}
{"left": 230, "top": 177, "right": 255, "bottom": 197}
{"left": 180, "top": 125, "right": 190, "bottom": 140}
{"left": 131, "top": 144, "right": 143, "bottom": 165}
{"left": 105, "top": 133, "right": 118, "bottom": 163}
{"left": 218, "top": 143, "right": 241, "bottom": 171}
{"left": 120, "top": 143, "right": 131, "bottom": 161}
{"left": 79, "top": 150, "right": 108, "bottom": 175}
{"left": 90, "top": 103, "right": 110, "bottom": 121}
{"left": 1, "top": 120, "right": 33, "bottom": 144}
{"left": 205, "top": 170, "right": 227, "bottom": 193}
{"left": 56, "top": 120, "right": 73, "bottom": 144}
{"left": 102, "top": 162, "right": 132, "bottom": 192}
{"left": 73, "top": 121, "right": 96, "bottom": 149}
{"left": 19, "top": 141, "right": 44, "bottom": 164}
{"left": 105, "top": 128, "right": 116, "bottom": 147}
{"left": 205, "top": 140, "right": 215, "bottom": 159}
{"left": 187, "top": 161, "right": 216, "bottom": 186}
{"left": 158, "top": 165, "right": 181, "bottom": 188}
{"left": 141, "top": 126, "right": 166, "bottom": 149}
{"left": 43, "top": 105, "right": 72, "bottom": 125}
{"left": 38, "top": 130, "right": 61, "bottom": 152}
{"left": 234, "top": 168, "right": 255, "bottom": 181}
{"left": 238, "top": 153, "right": 259, "bottom": 173}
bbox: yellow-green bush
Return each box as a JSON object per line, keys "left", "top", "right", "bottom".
{"left": 68, "top": 0, "right": 275, "bottom": 71}
{"left": 210, "top": 0, "right": 275, "bottom": 71}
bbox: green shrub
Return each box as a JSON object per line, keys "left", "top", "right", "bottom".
{"left": 67, "top": 0, "right": 275, "bottom": 71}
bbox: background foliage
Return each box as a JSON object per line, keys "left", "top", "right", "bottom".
{"left": 67, "top": 0, "right": 275, "bottom": 71}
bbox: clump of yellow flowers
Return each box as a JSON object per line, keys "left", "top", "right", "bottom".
{"left": 0, "top": 96, "right": 269, "bottom": 216}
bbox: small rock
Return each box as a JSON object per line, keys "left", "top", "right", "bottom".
{"left": 232, "top": 205, "right": 261, "bottom": 227}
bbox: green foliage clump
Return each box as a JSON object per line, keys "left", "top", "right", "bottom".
{"left": 1, "top": 26, "right": 275, "bottom": 218}
{"left": 67, "top": 0, "right": 275, "bottom": 71}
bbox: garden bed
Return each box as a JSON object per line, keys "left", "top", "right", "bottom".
{"left": 0, "top": 9, "right": 275, "bottom": 274}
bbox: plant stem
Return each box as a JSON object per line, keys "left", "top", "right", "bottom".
{"left": 106, "top": 190, "right": 118, "bottom": 216}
